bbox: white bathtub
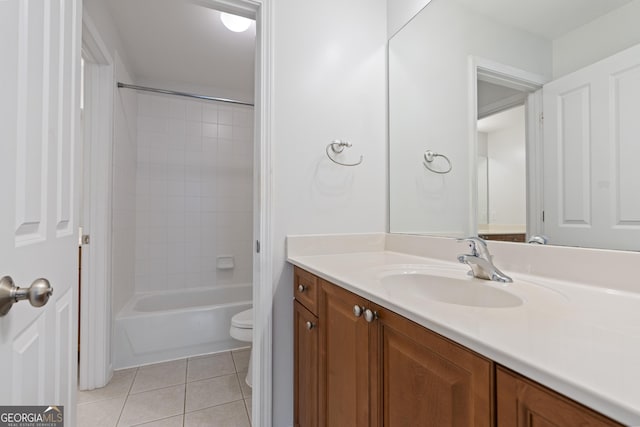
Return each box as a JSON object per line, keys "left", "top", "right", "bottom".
{"left": 114, "top": 285, "right": 252, "bottom": 369}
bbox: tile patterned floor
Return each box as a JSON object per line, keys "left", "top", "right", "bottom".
{"left": 77, "top": 349, "right": 252, "bottom": 427}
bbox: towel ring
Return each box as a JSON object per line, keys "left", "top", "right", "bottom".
{"left": 423, "top": 150, "right": 452, "bottom": 174}
{"left": 326, "top": 140, "right": 363, "bottom": 167}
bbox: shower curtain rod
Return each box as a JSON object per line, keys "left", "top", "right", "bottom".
{"left": 117, "top": 82, "right": 254, "bottom": 107}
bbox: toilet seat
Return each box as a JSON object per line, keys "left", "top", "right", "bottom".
{"left": 230, "top": 308, "right": 253, "bottom": 343}
{"left": 231, "top": 308, "right": 253, "bottom": 329}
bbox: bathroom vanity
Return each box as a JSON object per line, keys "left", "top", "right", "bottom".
{"left": 294, "top": 266, "right": 492, "bottom": 426}
{"left": 288, "top": 234, "right": 639, "bottom": 426}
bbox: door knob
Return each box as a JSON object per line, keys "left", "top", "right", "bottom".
{"left": 0, "top": 276, "right": 53, "bottom": 316}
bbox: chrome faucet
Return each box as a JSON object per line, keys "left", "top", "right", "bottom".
{"left": 457, "top": 237, "right": 513, "bottom": 283}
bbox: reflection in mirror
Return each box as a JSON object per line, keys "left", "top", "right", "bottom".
{"left": 388, "top": 0, "right": 640, "bottom": 251}
{"left": 477, "top": 105, "right": 526, "bottom": 243}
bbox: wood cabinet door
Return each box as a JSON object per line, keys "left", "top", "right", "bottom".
{"left": 294, "top": 301, "right": 319, "bottom": 427}
{"left": 295, "top": 266, "right": 319, "bottom": 315}
{"left": 373, "top": 305, "right": 493, "bottom": 427}
{"left": 319, "top": 280, "right": 371, "bottom": 427}
{"left": 496, "top": 367, "right": 623, "bottom": 427}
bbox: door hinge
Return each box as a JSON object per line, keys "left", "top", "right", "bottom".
{"left": 78, "top": 227, "right": 86, "bottom": 246}
{"left": 542, "top": 211, "right": 545, "bottom": 222}
{"left": 256, "top": 240, "right": 260, "bottom": 253}
{"left": 81, "top": 234, "right": 90, "bottom": 245}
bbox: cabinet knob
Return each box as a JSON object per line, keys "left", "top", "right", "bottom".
{"left": 305, "top": 321, "right": 315, "bottom": 330}
{"left": 364, "top": 309, "right": 378, "bottom": 323}
{"left": 298, "top": 284, "right": 306, "bottom": 293}
{"left": 353, "top": 305, "right": 363, "bottom": 317}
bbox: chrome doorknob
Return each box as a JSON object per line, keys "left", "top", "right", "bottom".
{"left": 0, "top": 276, "right": 53, "bottom": 316}
{"left": 297, "top": 284, "right": 306, "bottom": 293}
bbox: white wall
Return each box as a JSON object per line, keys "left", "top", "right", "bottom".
{"left": 477, "top": 133, "right": 488, "bottom": 224}
{"left": 271, "top": 0, "right": 388, "bottom": 424}
{"left": 389, "top": 0, "right": 550, "bottom": 236}
{"left": 390, "top": 0, "right": 640, "bottom": 79}
{"left": 135, "top": 92, "right": 253, "bottom": 292}
{"left": 387, "top": 0, "right": 432, "bottom": 37}
{"left": 487, "top": 122, "right": 526, "bottom": 226}
{"left": 111, "top": 53, "right": 138, "bottom": 314}
{"left": 553, "top": 0, "right": 640, "bottom": 78}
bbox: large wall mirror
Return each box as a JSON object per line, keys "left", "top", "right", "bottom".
{"left": 389, "top": 0, "right": 640, "bottom": 251}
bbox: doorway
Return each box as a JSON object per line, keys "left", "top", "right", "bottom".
{"left": 469, "top": 59, "right": 545, "bottom": 241}
{"left": 79, "top": 1, "right": 274, "bottom": 425}
{"left": 476, "top": 103, "right": 527, "bottom": 242}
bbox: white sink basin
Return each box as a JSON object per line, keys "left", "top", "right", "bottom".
{"left": 378, "top": 267, "right": 523, "bottom": 308}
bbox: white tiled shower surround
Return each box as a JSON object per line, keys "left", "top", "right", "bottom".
{"left": 134, "top": 92, "right": 253, "bottom": 292}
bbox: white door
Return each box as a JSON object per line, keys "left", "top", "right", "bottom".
{"left": 543, "top": 43, "right": 640, "bottom": 250}
{"left": 0, "top": 0, "right": 81, "bottom": 424}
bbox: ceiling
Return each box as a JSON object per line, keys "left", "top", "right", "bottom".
{"left": 107, "top": 0, "right": 256, "bottom": 102}
{"left": 455, "top": 0, "right": 634, "bottom": 40}
{"left": 105, "top": 0, "right": 633, "bottom": 103}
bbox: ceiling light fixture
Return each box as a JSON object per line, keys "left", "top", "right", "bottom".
{"left": 220, "top": 12, "right": 252, "bottom": 33}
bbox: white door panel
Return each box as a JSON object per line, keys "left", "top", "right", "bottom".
{"left": 54, "top": 288, "right": 74, "bottom": 404}
{"left": 0, "top": 0, "right": 81, "bottom": 424}
{"left": 557, "top": 84, "right": 591, "bottom": 225}
{"left": 611, "top": 64, "right": 640, "bottom": 226}
{"left": 543, "top": 43, "right": 640, "bottom": 250}
{"left": 10, "top": 316, "right": 48, "bottom": 404}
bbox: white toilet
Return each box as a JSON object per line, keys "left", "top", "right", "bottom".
{"left": 230, "top": 308, "right": 253, "bottom": 387}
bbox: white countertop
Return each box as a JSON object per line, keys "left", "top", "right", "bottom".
{"left": 287, "top": 234, "right": 640, "bottom": 425}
